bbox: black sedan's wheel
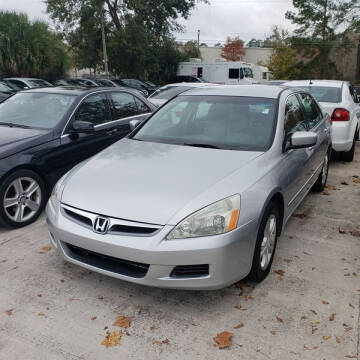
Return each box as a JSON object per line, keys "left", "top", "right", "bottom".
{"left": 248, "top": 202, "right": 279, "bottom": 282}
{"left": 0, "top": 169, "right": 46, "bottom": 228}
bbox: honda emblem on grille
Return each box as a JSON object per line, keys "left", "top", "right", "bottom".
{"left": 93, "top": 216, "right": 110, "bottom": 234}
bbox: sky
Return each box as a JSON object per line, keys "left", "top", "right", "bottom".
{"left": 0, "top": 0, "right": 296, "bottom": 46}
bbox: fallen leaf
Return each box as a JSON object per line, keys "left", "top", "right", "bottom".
{"left": 234, "top": 323, "right": 244, "bottom": 329}
{"left": 150, "top": 325, "right": 157, "bottom": 330}
{"left": 270, "top": 330, "right": 276, "bottom": 335}
{"left": 91, "top": 316, "right": 97, "bottom": 321}
{"left": 125, "top": 331, "right": 130, "bottom": 336}
{"left": 353, "top": 178, "right": 360, "bottom": 183}
{"left": 5, "top": 309, "right": 13, "bottom": 316}
{"left": 162, "top": 339, "right": 170, "bottom": 345}
{"left": 235, "top": 281, "right": 248, "bottom": 289}
{"left": 349, "top": 303, "right": 355, "bottom": 309}
{"left": 101, "top": 331, "right": 122, "bottom": 347}
{"left": 344, "top": 355, "right": 357, "bottom": 358}
{"left": 283, "top": 258, "right": 292, "bottom": 263}
{"left": 310, "top": 320, "right": 320, "bottom": 325}
{"left": 311, "top": 326, "right": 318, "bottom": 334}
{"left": 322, "top": 300, "right": 329, "bottom": 305}
{"left": 60, "top": 279, "right": 65, "bottom": 283}
{"left": 322, "top": 190, "right": 330, "bottom": 195}
{"left": 350, "top": 230, "right": 360, "bottom": 237}
{"left": 323, "top": 336, "right": 331, "bottom": 340}
{"left": 154, "top": 341, "right": 162, "bottom": 346}
{"left": 213, "top": 331, "right": 233, "bottom": 349}
{"left": 38, "top": 312, "right": 45, "bottom": 316}
{"left": 310, "top": 310, "right": 317, "bottom": 315}
{"left": 276, "top": 315, "right": 283, "bottom": 323}
{"left": 41, "top": 246, "right": 52, "bottom": 252}
{"left": 293, "top": 213, "right": 308, "bottom": 219}
{"left": 329, "top": 313, "right": 336, "bottom": 321}
{"left": 113, "top": 316, "right": 131, "bottom": 328}
{"left": 0, "top": 259, "right": 7, "bottom": 263}
{"left": 312, "top": 267, "right": 316, "bottom": 271}
{"left": 339, "top": 227, "right": 348, "bottom": 234}
{"left": 352, "top": 175, "right": 359, "bottom": 178}
{"left": 301, "top": 316, "right": 307, "bottom": 320}
{"left": 341, "top": 181, "right": 349, "bottom": 185}
{"left": 336, "top": 336, "right": 341, "bottom": 343}
{"left": 326, "top": 185, "right": 340, "bottom": 190}
{"left": 234, "top": 305, "right": 242, "bottom": 310}
{"left": 37, "top": 294, "right": 42, "bottom": 297}
{"left": 344, "top": 273, "right": 351, "bottom": 276}
{"left": 352, "top": 272, "right": 357, "bottom": 276}
{"left": 245, "top": 295, "right": 253, "bottom": 301}
{"left": 274, "top": 269, "right": 285, "bottom": 276}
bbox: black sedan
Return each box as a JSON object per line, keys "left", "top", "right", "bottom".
{"left": 0, "top": 86, "right": 155, "bottom": 228}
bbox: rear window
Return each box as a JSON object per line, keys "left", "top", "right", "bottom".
{"left": 298, "top": 86, "right": 342, "bottom": 103}
{"left": 150, "top": 86, "right": 191, "bottom": 100}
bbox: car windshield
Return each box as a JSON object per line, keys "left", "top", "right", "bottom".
{"left": 297, "top": 86, "right": 342, "bottom": 103}
{"left": 0, "top": 92, "right": 76, "bottom": 129}
{"left": 133, "top": 95, "right": 277, "bottom": 151}
{"left": 150, "top": 86, "right": 192, "bottom": 100}
{"left": 27, "top": 79, "right": 53, "bottom": 88}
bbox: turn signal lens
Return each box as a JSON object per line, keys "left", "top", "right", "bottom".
{"left": 228, "top": 210, "right": 239, "bottom": 231}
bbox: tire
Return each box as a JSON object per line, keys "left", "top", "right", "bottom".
{"left": 312, "top": 151, "right": 329, "bottom": 192}
{"left": 0, "top": 169, "right": 46, "bottom": 228}
{"left": 341, "top": 133, "right": 356, "bottom": 162}
{"left": 248, "top": 202, "right": 280, "bottom": 282}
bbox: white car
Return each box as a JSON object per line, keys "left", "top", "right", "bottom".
{"left": 148, "top": 82, "right": 217, "bottom": 107}
{"left": 283, "top": 80, "right": 360, "bottom": 161}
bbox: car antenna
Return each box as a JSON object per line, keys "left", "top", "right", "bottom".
{"left": 309, "top": 79, "right": 313, "bottom": 85}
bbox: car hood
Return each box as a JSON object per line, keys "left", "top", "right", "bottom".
{"left": 62, "top": 138, "right": 263, "bottom": 225}
{"left": 0, "top": 126, "right": 52, "bottom": 159}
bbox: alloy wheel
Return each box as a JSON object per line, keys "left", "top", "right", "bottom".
{"left": 260, "top": 214, "right": 277, "bottom": 270}
{"left": 3, "top": 177, "right": 42, "bottom": 223}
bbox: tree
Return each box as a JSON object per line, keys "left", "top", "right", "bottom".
{"left": 181, "top": 40, "right": 201, "bottom": 60}
{"left": 247, "top": 38, "right": 263, "bottom": 48}
{"left": 0, "top": 11, "right": 70, "bottom": 79}
{"left": 221, "top": 36, "right": 246, "bottom": 61}
{"left": 285, "top": 0, "right": 356, "bottom": 78}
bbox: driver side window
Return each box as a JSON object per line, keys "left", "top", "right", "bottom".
{"left": 74, "top": 93, "right": 111, "bottom": 126}
{"left": 284, "top": 95, "right": 307, "bottom": 136}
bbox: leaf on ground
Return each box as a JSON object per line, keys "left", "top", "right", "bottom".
{"left": 38, "top": 312, "right": 45, "bottom": 316}
{"left": 60, "top": 279, "right": 65, "bottom": 283}
{"left": 301, "top": 316, "right": 307, "bottom": 320}
{"left": 349, "top": 303, "right": 355, "bottom": 309}
{"left": 293, "top": 213, "right": 308, "bottom": 219}
{"left": 269, "top": 330, "right": 276, "bottom": 335}
{"left": 336, "top": 336, "right": 341, "bottom": 343}
{"left": 326, "top": 185, "right": 340, "bottom": 190}
{"left": 113, "top": 316, "right": 131, "bottom": 328}
{"left": 350, "top": 230, "right": 360, "bottom": 237}
{"left": 352, "top": 175, "right": 359, "bottom": 178}
{"left": 235, "top": 281, "right": 248, "bottom": 289}
{"left": 322, "top": 190, "right": 330, "bottom": 195}
{"left": 234, "top": 305, "right": 242, "bottom": 310}
{"left": 154, "top": 341, "right": 162, "bottom": 346}
{"left": 0, "top": 259, "right": 7, "bottom": 263}
{"left": 339, "top": 227, "right": 348, "bottom": 234}
{"left": 41, "top": 246, "right": 52, "bottom": 252}
{"left": 322, "top": 300, "right": 329, "bottom": 305}
{"left": 274, "top": 269, "right": 285, "bottom": 276}
{"left": 234, "top": 323, "right": 244, "bottom": 329}
{"left": 244, "top": 295, "right": 253, "bottom": 301}
{"left": 311, "top": 326, "right": 318, "bottom": 334}
{"left": 283, "top": 258, "right": 293, "bottom": 263}
{"left": 5, "top": 309, "right": 13, "bottom": 316}
{"left": 352, "top": 272, "right": 357, "bottom": 276}
{"left": 162, "top": 339, "right": 170, "bottom": 345}
{"left": 37, "top": 294, "right": 42, "bottom": 297}
{"left": 91, "top": 316, "right": 97, "bottom": 321}
{"left": 213, "top": 331, "right": 233, "bottom": 349}
{"left": 101, "top": 331, "right": 122, "bottom": 347}
{"left": 310, "top": 310, "right": 317, "bottom": 315}
{"left": 341, "top": 181, "right": 349, "bottom": 185}
{"left": 353, "top": 178, "right": 360, "bottom": 183}
{"left": 310, "top": 320, "right": 320, "bottom": 325}
{"left": 323, "top": 336, "right": 331, "bottom": 340}
{"left": 311, "top": 267, "right": 316, "bottom": 271}
{"left": 344, "top": 355, "right": 357, "bottom": 358}
{"left": 329, "top": 313, "right": 336, "bottom": 321}
{"left": 344, "top": 273, "right": 351, "bottom": 276}
{"left": 150, "top": 325, "right": 157, "bottom": 330}
{"left": 276, "top": 315, "right": 283, "bottom": 323}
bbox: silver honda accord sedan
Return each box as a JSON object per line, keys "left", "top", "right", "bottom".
{"left": 46, "top": 85, "right": 331, "bottom": 290}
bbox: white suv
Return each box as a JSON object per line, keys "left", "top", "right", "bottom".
{"left": 283, "top": 80, "right": 360, "bottom": 161}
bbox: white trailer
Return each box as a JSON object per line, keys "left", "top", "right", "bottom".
{"left": 177, "top": 59, "right": 271, "bottom": 84}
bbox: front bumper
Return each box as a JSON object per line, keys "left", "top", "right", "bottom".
{"left": 46, "top": 201, "right": 257, "bottom": 290}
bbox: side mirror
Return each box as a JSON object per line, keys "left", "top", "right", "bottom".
{"left": 285, "top": 131, "right": 318, "bottom": 151}
{"left": 72, "top": 120, "right": 95, "bottom": 133}
{"left": 129, "top": 119, "right": 143, "bottom": 131}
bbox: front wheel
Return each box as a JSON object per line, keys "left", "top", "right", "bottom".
{"left": 248, "top": 202, "right": 279, "bottom": 282}
{"left": 0, "top": 169, "right": 46, "bottom": 228}
{"left": 312, "top": 152, "right": 329, "bottom": 192}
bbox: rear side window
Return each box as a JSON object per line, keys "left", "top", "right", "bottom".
{"left": 229, "top": 69, "right": 239, "bottom": 79}
{"left": 111, "top": 92, "right": 138, "bottom": 118}
{"left": 75, "top": 93, "right": 111, "bottom": 125}
{"left": 284, "top": 95, "right": 307, "bottom": 136}
{"left": 299, "top": 93, "right": 322, "bottom": 128}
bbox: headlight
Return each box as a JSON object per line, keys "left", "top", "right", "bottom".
{"left": 166, "top": 194, "right": 240, "bottom": 240}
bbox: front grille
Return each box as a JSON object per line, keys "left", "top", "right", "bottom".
{"left": 170, "top": 264, "right": 209, "bottom": 278}
{"left": 64, "top": 243, "right": 149, "bottom": 278}
{"left": 63, "top": 208, "right": 92, "bottom": 227}
{"left": 110, "top": 224, "right": 158, "bottom": 235}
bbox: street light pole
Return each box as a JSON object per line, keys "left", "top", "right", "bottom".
{"left": 197, "top": 30, "right": 200, "bottom": 51}
{"left": 101, "top": 3, "right": 109, "bottom": 78}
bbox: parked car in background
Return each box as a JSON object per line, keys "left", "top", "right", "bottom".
{"left": 3, "top": 78, "right": 53, "bottom": 90}
{"left": 121, "top": 78, "right": 158, "bottom": 96}
{"left": 170, "top": 75, "right": 207, "bottom": 83}
{"left": 0, "top": 87, "right": 155, "bottom": 228}
{"left": 52, "top": 79, "right": 71, "bottom": 86}
{"left": 46, "top": 85, "right": 331, "bottom": 289}
{"left": 0, "top": 81, "right": 16, "bottom": 103}
{"left": 283, "top": 80, "right": 360, "bottom": 161}
{"left": 148, "top": 82, "right": 218, "bottom": 107}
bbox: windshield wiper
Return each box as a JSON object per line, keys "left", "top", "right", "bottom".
{"left": 0, "top": 122, "right": 31, "bottom": 129}
{"left": 183, "top": 143, "right": 220, "bottom": 149}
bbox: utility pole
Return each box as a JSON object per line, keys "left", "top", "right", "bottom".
{"left": 197, "top": 30, "right": 200, "bottom": 51}
{"left": 101, "top": 3, "right": 109, "bottom": 78}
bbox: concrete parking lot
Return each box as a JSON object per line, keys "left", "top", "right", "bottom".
{"left": 0, "top": 145, "right": 359, "bottom": 360}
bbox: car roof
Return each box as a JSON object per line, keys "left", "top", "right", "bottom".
{"left": 4, "top": 77, "right": 45, "bottom": 81}
{"left": 18, "top": 86, "right": 134, "bottom": 96}
{"left": 161, "top": 82, "right": 216, "bottom": 89}
{"left": 182, "top": 84, "right": 286, "bottom": 98}
{"left": 283, "top": 80, "right": 345, "bottom": 88}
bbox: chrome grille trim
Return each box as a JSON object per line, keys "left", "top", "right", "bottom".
{"left": 61, "top": 203, "right": 162, "bottom": 236}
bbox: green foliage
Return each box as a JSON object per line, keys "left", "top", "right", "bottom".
{"left": 46, "top": 0, "right": 206, "bottom": 81}
{"left": 0, "top": 11, "right": 70, "bottom": 79}
{"left": 181, "top": 41, "right": 201, "bottom": 60}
